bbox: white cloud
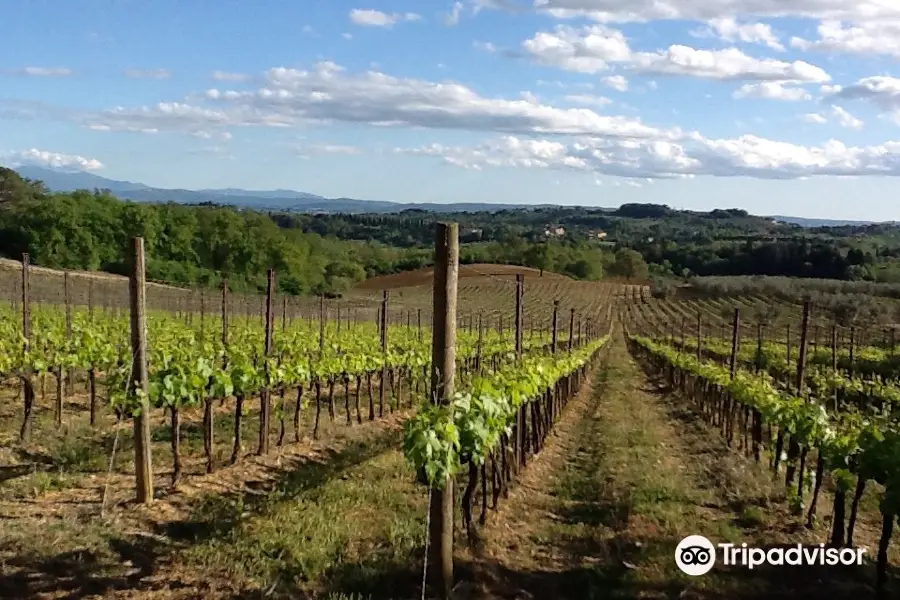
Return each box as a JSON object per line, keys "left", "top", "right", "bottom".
{"left": 398, "top": 133, "right": 900, "bottom": 179}
{"left": 84, "top": 102, "right": 234, "bottom": 136}
{"left": 802, "top": 113, "right": 828, "bottom": 124}
{"left": 124, "top": 68, "right": 171, "bottom": 80}
{"left": 312, "top": 144, "right": 362, "bottom": 155}
{"left": 343, "top": 32, "right": 353, "bottom": 40}
{"left": 444, "top": 1, "right": 464, "bottom": 25}
{"left": 791, "top": 20, "right": 900, "bottom": 58}
{"left": 522, "top": 25, "right": 631, "bottom": 73}
{"left": 832, "top": 76, "right": 900, "bottom": 123}
{"left": 696, "top": 17, "right": 784, "bottom": 50}
{"left": 8, "top": 67, "right": 73, "bottom": 77}
{"left": 830, "top": 106, "right": 864, "bottom": 129}
{"left": 801, "top": 107, "right": 863, "bottom": 129}
{"left": 74, "top": 62, "right": 678, "bottom": 141}
{"left": 212, "top": 71, "right": 249, "bottom": 81}
{"left": 602, "top": 74, "right": 629, "bottom": 91}
{"left": 3, "top": 148, "right": 103, "bottom": 171}
{"left": 481, "top": 0, "right": 900, "bottom": 24}
{"left": 835, "top": 76, "right": 900, "bottom": 108}
{"left": 630, "top": 45, "right": 829, "bottom": 82}
{"left": 522, "top": 26, "right": 829, "bottom": 82}
{"left": 190, "top": 130, "right": 233, "bottom": 140}
{"left": 564, "top": 94, "right": 613, "bottom": 106}
{"left": 733, "top": 81, "right": 811, "bottom": 101}
{"left": 349, "top": 9, "right": 421, "bottom": 27}
{"left": 474, "top": 41, "right": 498, "bottom": 53}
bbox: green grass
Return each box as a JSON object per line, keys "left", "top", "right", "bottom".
{"left": 170, "top": 430, "right": 426, "bottom": 597}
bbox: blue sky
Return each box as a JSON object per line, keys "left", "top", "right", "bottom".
{"left": 3, "top": 0, "right": 900, "bottom": 219}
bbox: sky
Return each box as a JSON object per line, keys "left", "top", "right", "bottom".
{"left": 3, "top": 0, "right": 900, "bottom": 220}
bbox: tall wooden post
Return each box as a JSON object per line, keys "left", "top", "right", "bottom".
{"left": 831, "top": 325, "right": 839, "bottom": 411}
{"left": 551, "top": 300, "right": 560, "bottom": 354}
{"left": 729, "top": 308, "right": 740, "bottom": 379}
{"left": 64, "top": 270, "right": 74, "bottom": 395}
{"left": 379, "top": 290, "right": 388, "bottom": 417}
{"left": 514, "top": 275, "right": 523, "bottom": 357}
{"left": 796, "top": 301, "right": 811, "bottom": 395}
{"left": 568, "top": 308, "right": 575, "bottom": 352}
{"left": 319, "top": 295, "right": 326, "bottom": 355}
{"left": 19, "top": 254, "right": 34, "bottom": 442}
{"left": 786, "top": 324, "right": 792, "bottom": 366}
{"left": 129, "top": 238, "right": 154, "bottom": 504}
{"left": 696, "top": 311, "right": 702, "bottom": 362}
{"left": 221, "top": 280, "right": 229, "bottom": 359}
{"left": 514, "top": 274, "right": 524, "bottom": 469}
{"left": 429, "top": 223, "right": 457, "bottom": 599}
{"left": 258, "top": 269, "right": 275, "bottom": 456}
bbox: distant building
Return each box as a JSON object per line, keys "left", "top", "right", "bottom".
{"left": 543, "top": 225, "right": 566, "bottom": 237}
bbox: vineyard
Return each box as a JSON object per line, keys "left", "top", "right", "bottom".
{"left": 1, "top": 235, "right": 899, "bottom": 598}
{"left": 622, "top": 294, "right": 900, "bottom": 595}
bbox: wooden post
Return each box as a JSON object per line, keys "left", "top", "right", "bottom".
{"left": 729, "top": 308, "right": 740, "bottom": 379}
{"left": 221, "top": 280, "right": 229, "bottom": 358}
{"left": 19, "top": 254, "right": 34, "bottom": 442}
{"left": 514, "top": 274, "right": 524, "bottom": 469}
{"left": 831, "top": 325, "right": 839, "bottom": 411}
{"left": 551, "top": 300, "right": 560, "bottom": 354}
{"left": 258, "top": 269, "right": 275, "bottom": 456}
{"left": 319, "top": 295, "right": 326, "bottom": 355}
{"left": 429, "top": 223, "right": 457, "bottom": 599}
{"left": 129, "top": 238, "right": 154, "bottom": 504}
{"left": 568, "top": 308, "right": 575, "bottom": 352}
{"left": 514, "top": 275, "right": 523, "bottom": 357}
{"left": 199, "top": 289, "right": 206, "bottom": 337}
{"left": 696, "top": 310, "right": 702, "bottom": 362}
{"left": 796, "top": 301, "right": 811, "bottom": 395}
{"left": 379, "top": 290, "right": 388, "bottom": 417}
{"left": 756, "top": 323, "right": 764, "bottom": 373}
{"left": 64, "top": 269, "right": 74, "bottom": 395}
{"left": 417, "top": 308, "right": 423, "bottom": 341}
{"left": 786, "top": 324, "right": 792, "bottom": 366}
{"left": 784, "top": 301, "right": 812, "bottom": 489}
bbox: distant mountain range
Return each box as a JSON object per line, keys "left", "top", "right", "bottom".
{"left": 11, "top": 166, "right": 891, "bottom": 226}
{"left": 769, "top": 216, "right": 884, "bottom": 227}
{"left": 13, "top": 166, "right": 533, "bottom": 214}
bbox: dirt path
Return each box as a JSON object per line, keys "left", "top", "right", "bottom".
{"left": 461, "top": 332, "right": 876, "bottom": 600}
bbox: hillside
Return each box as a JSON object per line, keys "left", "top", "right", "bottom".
{"left": 15, "top": 166, "right": 888, "bottom": 226}
{"left": 12, "top": 166, "right": 542, "bottom": 214}
{"left": 353, "top": 263, "right": 567, "bottom": 291}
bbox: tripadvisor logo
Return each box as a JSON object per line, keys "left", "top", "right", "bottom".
{"left": 675, "top": 535, "right": 866, "bottom": 576}
{"left": 676, "top": 535, "right": 716, "bottom": 576}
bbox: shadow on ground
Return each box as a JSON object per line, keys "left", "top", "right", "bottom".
{"left": 0, "top": 427, "right": 401, "bottom": 600}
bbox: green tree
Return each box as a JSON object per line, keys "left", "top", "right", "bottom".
{"left": 610, "top": 248, "right": 649, "bottom": 280}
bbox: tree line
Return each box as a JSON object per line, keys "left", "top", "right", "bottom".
{"left": 0, "top": 168, "right": 651, "bottom": 294}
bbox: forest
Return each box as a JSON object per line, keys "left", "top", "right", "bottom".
{"left": 5, "top": 165, "right": 900, "bottom": 295}
{"left": 0, "top": 167, "right": 635, "bottom": 293}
